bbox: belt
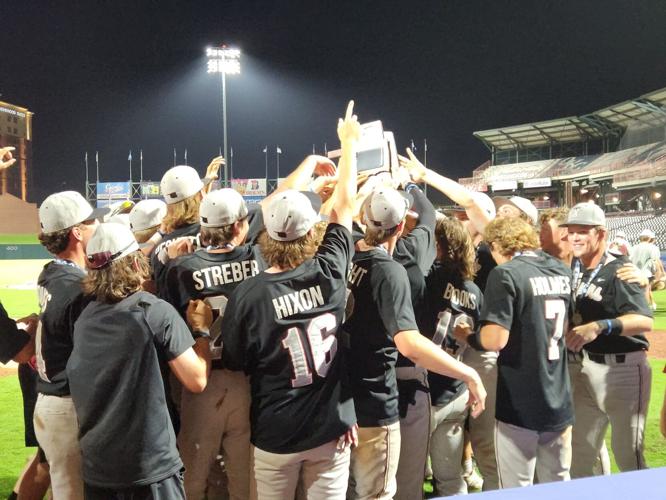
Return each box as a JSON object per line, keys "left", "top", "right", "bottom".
{"left": 583, "top": 350, "right": 646, "bottom": 365}
{"left": 567, "top": 351, "right": 584, "bottom": 363}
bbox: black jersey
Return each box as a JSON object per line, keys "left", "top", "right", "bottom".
{"left": 35, "top": 260, "right": 90, "bottom": 396}
{"left": 152, "top": 222, "right": 201, "bottom": 299}
{"left": 220, "top": 223, "right": 355, "bottom": 454}
{"left": 393, "top": 186, "right": 437, "bottom": 369}
{"left": 482, "top": 250, "right": 574, "bottom": 432}
{"left": 164, "top": 245, "right": 265, "bottom": 365}
{"left": 343, "top": 247, "right": 419, "bottom": 427}
{"left": 67, "top": 291, "right": 193, "bottom": 488}
{"left": 424, "top": 263, "right": 483, "bottom": 406}
{"left": 474, "top": 241, "right": 496, "bottom": 293}
{"left": 573, "top": 256, "right": 652, "bottom": 354}
{"left": 0, "top": 301, "right": 30, "bottom": 364}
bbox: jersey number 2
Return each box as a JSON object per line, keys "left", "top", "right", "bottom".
{"left": 282, "top": 313, "right": 338, "bottom": 388}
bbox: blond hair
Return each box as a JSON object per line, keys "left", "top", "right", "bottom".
{"left": 259, "top": 230, "right": 320, "bottom": 270}
{"left": 162, "top": 194, "right": 202, "bottom": 233}
{"left": 82, "top": 251, "right": 150, "bottom": 303}
{"left": 484, "top": 217, "right": 539, "bottom": 257}
{"left": 538, "top": 207, "right": 569, "bottom": 226}
{"left": 435, "top": 217, "right": 476, "bottom": 280}
{"left": 132, "top": 226, "right": 159, "bottom": 244}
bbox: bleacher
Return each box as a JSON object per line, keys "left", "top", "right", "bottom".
{"left": 606, "top": 212, "right": 666, "bottom": 251}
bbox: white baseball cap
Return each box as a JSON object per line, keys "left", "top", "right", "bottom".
{"left": 160, "top": 165, "right": 208, "bottom": 204}
{"left": 472, "top": 191, "right": 496, "bottom": 219}
{"left": 362, "top": 187, "right": 411, "bottom": 231}
{"left": 560, "top": 202, "right": 606, "bottom": 227}
{"left": 39, "top": 191, "right": 108, "bottom": 233}
{"left": 640, "top": 228, "right": 656, "bottom": 239}
{"left": 199, "top": 189, "right": 248, "bottom": 228}
{"left": 108, "top": 213, "right": 131, "bottom": 228}
{"left": 264, "top": 190, "right": 320, "bottom": 242}
{"left": 129, "top": 199, "right": 167, "bottom": 232}
{"left": 86, "top": 222, "right": 140, "bottom": 269}
{"left": 494, "top": 196, "right": 538, "bottom": 225}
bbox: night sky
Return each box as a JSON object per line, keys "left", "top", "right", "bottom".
{"left": 2, "top": 0, "right": 666, "bottom": 203}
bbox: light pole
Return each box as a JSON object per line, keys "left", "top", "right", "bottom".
{"left": 207, "top": 46, "right": 241, "bottom": 187}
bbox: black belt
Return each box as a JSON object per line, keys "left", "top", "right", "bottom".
{"left": 587, "top": 353, "right": 626, "bottom": 364}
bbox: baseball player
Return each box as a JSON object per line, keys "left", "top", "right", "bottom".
{"left": 66, "top": 222, "right": 211, "bottom": 499}
{"left": 425, "top": 217, "right": 484, "bottom": 496}
{"left": 129, "top": 198, "right": 168, "bottom": 244}
{"left": 562, "top": 203, "right": 654, "bottom": 477}
{"left": 33, "top": 191, "right": 107, "bottom": 500}
{"left": 344, "top": 186, "right": 486, "bottom": 500}
{"left": 467, "top": 216, "right": 574, "bottom": 488}
{"left": 163, "top": 188, "right": 264, "bottom": 500}
{"left": 218, "top": 101, "right": 360, "bottom": 499}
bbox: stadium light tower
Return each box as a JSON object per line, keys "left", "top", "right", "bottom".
{"left": 207, "top": 46, "right": 241, "bottom": 186}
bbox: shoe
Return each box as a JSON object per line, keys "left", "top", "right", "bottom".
{"left": 464, "top": 468, "right": 484, "bottom": 491}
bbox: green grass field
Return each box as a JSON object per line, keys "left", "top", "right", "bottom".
{"left": 0, "top": 234, "right": 39, "bottom": 245}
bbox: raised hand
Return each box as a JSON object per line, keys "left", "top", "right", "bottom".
{"left": 398, "top": 148, "right": 427, "bottom": 183}
{"left": 337, "top": 100, "right": 361, "bottom": 144}
{"left": 0, "top": 146, "right": 16, "bottom": 171}
{"left": 205, "top": 156, "right": 225, "bottom": 181}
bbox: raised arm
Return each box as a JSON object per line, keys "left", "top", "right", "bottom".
{"left": 329, "top": 100, "right": 361, "bottom": 230}
{"left": 260, "top": 155, "right": 337, "bottom": 208}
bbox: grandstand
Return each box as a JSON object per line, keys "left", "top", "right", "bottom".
{"left": 460, "top": 87, "right": 666, "bottom": 249}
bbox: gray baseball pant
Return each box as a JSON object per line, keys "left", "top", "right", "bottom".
{"left": 495, "top": 421, "right": 572, "bottom": 488}
{"left": 395, "top": 366, "right": 430, "bottom": 500}
{"left": 571, "top": 350, "right": 652, "bottom": 478}
{"left": 429, "top": 389, "right": 469, "bottom": 496}
{"left": 462, "top": 348, "right": 499, "bottom": 491}
{"left": 178, "top": 369, "right": 251, "bottom": 500}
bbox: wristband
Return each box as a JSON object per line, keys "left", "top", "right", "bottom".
{"left": 192, "top": 329, "right": 211, "bottom": 340}
{"left": 148, "top": 231, "right": 164, "bottom": 246}
{"left": 596, "top": 319, "right": 622, "bottom": 336}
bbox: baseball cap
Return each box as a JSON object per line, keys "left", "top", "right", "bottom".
{"left": 129, "top": 199, "right": 167, "bottom": 232}
{"left": 640, "top": 228, "right": 656, "bottom": 239}
{"left": 493, "top": 196, "right": 538, "bottom": 225}
{"left": 86, "top": 222, "right": 140, "bottom": 269}
{"left": 264, "top": 190, "right": 321, "bottom": 242}
{"left": 362, "top": 187, "right": 411, "bottom": 231}
{"left": 39, "top": 191, "right": 109, "bottom": 233}
{"left": 160, "top": 165, "right": 209, "bottom": 204}
{"left": 107, "top": 213, "right": 131, "bottom": 227}
{"left": 199, "top": 189, "right": 248, "bottom": 228}
{"left": 560, "top": 202, "right": 606, "bottom": 227}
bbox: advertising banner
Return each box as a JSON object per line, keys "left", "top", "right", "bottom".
{"left": 140, "top": 182, "right": 161, "bottom": 198}
{"left": 231, "top": 178, "right": 267, "bottom": 196}
{"left": 97, "top": 181, "right": 131, "bottom": 200}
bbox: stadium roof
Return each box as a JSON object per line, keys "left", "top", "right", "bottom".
{"left": 474, "top": 86, "right": 666, "bottom": 152}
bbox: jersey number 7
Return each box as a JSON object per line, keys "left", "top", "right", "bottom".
{"left": 282, "top": 313, "right": 338, "bottom": 388}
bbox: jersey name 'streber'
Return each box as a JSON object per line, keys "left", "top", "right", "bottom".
{"left": 442, "top": 282, "right": 477, "bottom": 309}
{"left": 272, "top": 285, "right": 325, "bottom": 320}
{"left": 348, "top": 264, "right": 368, "bottom": 287}
{"left": 191, "top": 260, "right": 259, "bottom": 290}
{"left": 529, "top": 275, "right": 571, "bottom": 297}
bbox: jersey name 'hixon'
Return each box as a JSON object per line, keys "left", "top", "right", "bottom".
{"left": 272, "top": 285, "right": 325, "bottom": 320}
{"left": 528, "top": 275, "right": 571, "bottom": 297}
{"left": 442, "top": 282, "right": 477, "bottom": 309}
{"left": 192, "top": 260, "right": 259, "bottom": 290}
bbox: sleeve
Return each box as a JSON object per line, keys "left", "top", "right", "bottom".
{"left": 246, "top": 204, "right": 265, "bottom": 245}
{"left": 219, "top": 291, "right": 250, "bottom": 373}
{"left": 163, "top": 259, "right": 188, "bottom": 316}
{"left": 375, "top": 264, "right": 419, "bottom": 337}
{"left": 316, "top": 224, "right": 354, "bottom": 280}
{"left": 480, "top": 266, "right": 516, "bottom": 330}
{"left": 0, "top": 301, "right": 30, "bottom": 364}
{"left": 611, "top": 275, "right": 653, "bottom": 318}
{"left": 148, "top": 300, "right": 195, "bottom": 360}
{"left": 394, "top": 186, "right": 436, "bottom": 274}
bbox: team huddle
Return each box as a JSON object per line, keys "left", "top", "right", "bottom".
{"left": 2, "top": 102, "right": 657, "bottom": 500}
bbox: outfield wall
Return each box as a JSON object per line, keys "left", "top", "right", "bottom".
{"left": 0, "top": 244, "right": 49, "bottom": 259}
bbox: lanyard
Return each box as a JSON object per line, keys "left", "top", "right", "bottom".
{"left": 206, "top": 243, "right": 234, "bottom": 252}
{"left": 572, "top": 253, "right": 608, "bottom": 299}
{"left": 513, "top": 250, "right": 539, "bottom": 259}
{"left": 53, "top": 258, "right": 85, "bottom": 272}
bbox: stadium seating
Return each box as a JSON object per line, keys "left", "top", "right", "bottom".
{"left": 606, "top": 212, "right": 666, "bottom": 250}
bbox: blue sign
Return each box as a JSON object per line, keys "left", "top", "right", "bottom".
{"left": 97, "top": 181, "right": 131, "bottom": 200}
